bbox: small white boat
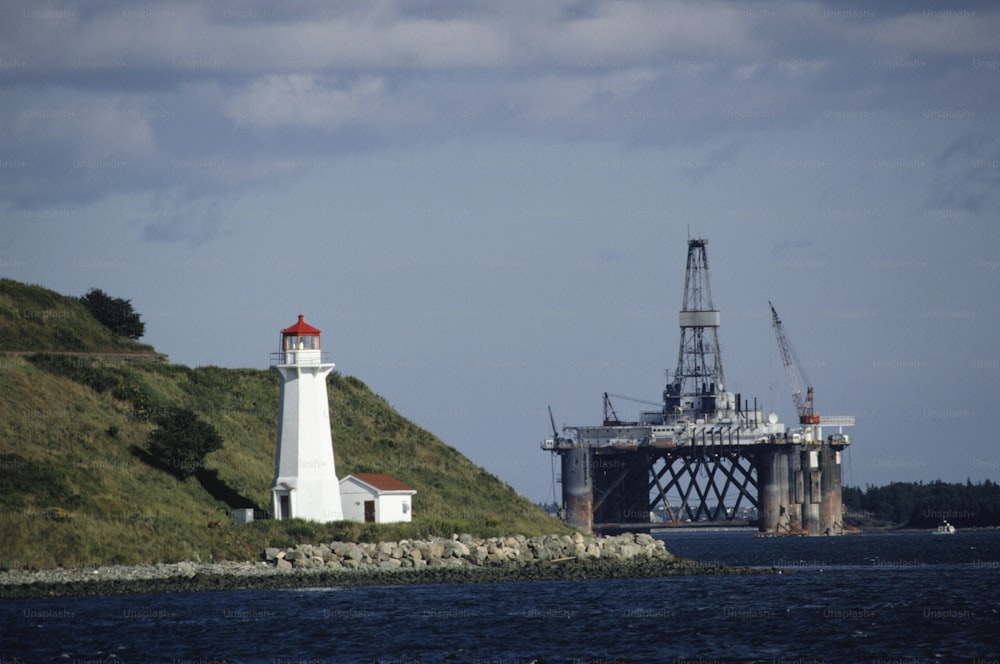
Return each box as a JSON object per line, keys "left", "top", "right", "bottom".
{"left": 932, "top": 520, "right": 956, "bottom": 535}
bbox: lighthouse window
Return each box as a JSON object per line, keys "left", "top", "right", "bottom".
{"left": 285, "top": 335, "right": 320, "bottom": 350}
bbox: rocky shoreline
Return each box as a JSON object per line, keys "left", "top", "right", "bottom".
{"left": 0, "top": 533, "right": 770, "bottom": 599}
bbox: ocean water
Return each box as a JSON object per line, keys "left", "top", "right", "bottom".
{"left": 2, "top": 531, "right": 1000, "bottom": 663}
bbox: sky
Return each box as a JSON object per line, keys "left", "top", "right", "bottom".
{"left": 2, "top": 0, "right": 999, "bottom": 505}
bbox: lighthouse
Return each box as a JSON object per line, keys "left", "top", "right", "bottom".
{"left": 270, "top": 314, "right": 344, "bottom": 522}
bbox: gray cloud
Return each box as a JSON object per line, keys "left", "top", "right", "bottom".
{"left": 3, "top": 1, "right": 998, "bottom": 218}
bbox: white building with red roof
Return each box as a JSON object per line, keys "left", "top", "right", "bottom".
{"left": 339, "top": 473, "right": 417, "bottom": 523}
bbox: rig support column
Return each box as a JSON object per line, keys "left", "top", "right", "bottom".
{"left": 561, "top": 446, "right": 593, "bottom": 533}
{"left": 756, "top": 442, "right": 847, "bottom": 535}
{"left": 801, "top": 449, "right": 821, "bottom": 535}
{"left": 756, "top": 446, "right": 792, "bottom": 534}
{"left": 819, "top": 445, "right": 844, "bottom": 535}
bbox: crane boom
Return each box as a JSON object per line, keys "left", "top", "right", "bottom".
{"left": 769, "top": 301, "right": 820, "bottom": 425}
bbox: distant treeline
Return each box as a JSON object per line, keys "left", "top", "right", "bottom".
{"left": 843, "top": 480, "right": 1000, "bottom": 528}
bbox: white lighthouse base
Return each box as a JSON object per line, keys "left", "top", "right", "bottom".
{"left": 271, "top": 481, "right": 344, "bottom": 523}
{"left": 270, "top": 358, "right": 344, "bottom": 523}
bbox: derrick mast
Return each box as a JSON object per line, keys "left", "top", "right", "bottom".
{"left": 663, "top": 238, "right": 730, "bottom": 421}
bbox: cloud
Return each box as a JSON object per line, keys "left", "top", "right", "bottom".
{"left": 225, "top": 75, "right": 386, "bottom": 130}
{"left": 849, "top": 10, "right": 1000, "bottom": 56}
{"left": 140, "top": 195, "right": 224, "bottom": 246}
{"left": 928, "top": 130, "right": 1000, "bottom": 215}
{"left": 2, "top": 0, "right": 998, "bottom": 233}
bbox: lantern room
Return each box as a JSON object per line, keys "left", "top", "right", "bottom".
{"left": 274, "top": 314, "right": 324, "bottom": 366}
{"left": 281, "top": 314, "right": 321, "bottom": 350}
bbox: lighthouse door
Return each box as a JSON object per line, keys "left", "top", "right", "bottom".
{"left": 279, "top": 494, "right": 291, "bottom": 519}
{"left": 364, "top": 500, "right": 375, "bottom": 523}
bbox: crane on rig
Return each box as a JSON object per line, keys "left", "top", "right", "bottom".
{"left": 769, "top": 301, "right": 821, "bottom": 425}
{"left": 769, "top": 301, "right": 856, "bottom": 436}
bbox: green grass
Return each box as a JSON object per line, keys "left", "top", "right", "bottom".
{"left": 0, "top": 280, "right": 569, "bottom": 569}
{"left": 0, "top": 279, "right": 157, "bottom": 354}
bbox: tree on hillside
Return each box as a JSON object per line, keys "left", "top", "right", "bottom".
{"left": 147, "top": 409, "right": 223, "bottom": 478}
{"left": 79, "top": 288, "right": 145, "bottom": 340}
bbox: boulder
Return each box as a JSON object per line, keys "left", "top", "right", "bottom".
{"left": 620, "top": 544, "right": 642, "bottom": 559}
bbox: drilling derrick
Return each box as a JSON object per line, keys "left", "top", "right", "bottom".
{"left": 664, "top": 238, "right": 730, "bottom": 421}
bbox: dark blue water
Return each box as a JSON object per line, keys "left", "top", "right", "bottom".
{"left": 3, "top": 531, "right": 1000, "bottom": 662}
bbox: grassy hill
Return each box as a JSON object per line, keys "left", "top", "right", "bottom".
{"left": 0, "top": 279, "right": 159, "bottom": 356}
{"left": 0, "top": 280, "right": 568, "bottom": 569}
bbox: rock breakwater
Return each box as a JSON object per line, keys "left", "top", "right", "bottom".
{"left": 265, "top": 532, "right": 671, "bottom": 571}
{"left": 1, "top": 533, "right": 766, "bottom": 599}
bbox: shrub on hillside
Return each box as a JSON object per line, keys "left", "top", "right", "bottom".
{"left": 79, "top": 288, "right": 145, "bottom": 340}
{"left": 147, "top": 409, "right": 223, "bottom": 478}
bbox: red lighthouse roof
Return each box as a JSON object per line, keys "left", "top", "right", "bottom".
{"left": 281, "top": 314, "right": 321, "bottom": 336}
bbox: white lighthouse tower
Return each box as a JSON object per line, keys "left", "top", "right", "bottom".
{"left": 270, "top": 314, "right": 344, "bottom": 522}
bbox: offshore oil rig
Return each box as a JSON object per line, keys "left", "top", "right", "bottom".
{"left": 542, "top": 238, "right": 854, "bottom": 536}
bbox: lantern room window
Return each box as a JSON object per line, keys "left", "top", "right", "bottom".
{"left": 284, "top": 335, "right": 319, "bottom": 351}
